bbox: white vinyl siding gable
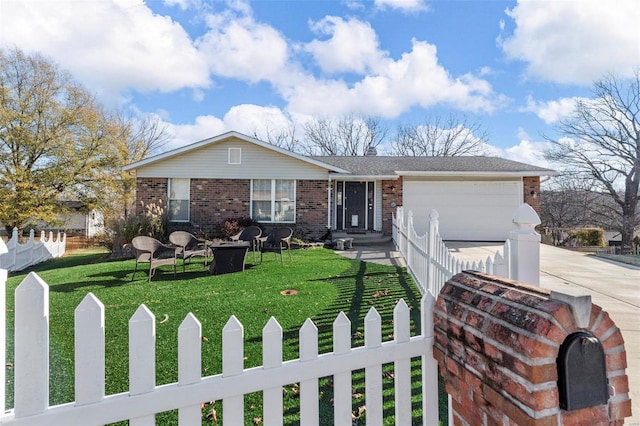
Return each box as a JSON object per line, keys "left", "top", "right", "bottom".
{"left": 135, "top": 138, "right": 329, "bottom": 180}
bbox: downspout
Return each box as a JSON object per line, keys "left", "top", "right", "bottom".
{"left": 327, "top": 176, "right": 332, "bottom": 230}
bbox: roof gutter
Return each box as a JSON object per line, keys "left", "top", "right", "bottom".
{"left": 396, "top": 170, "right": 557, "bottom": 178}
{"left": 328, "top": 173, "right": 400, "bottom": 180}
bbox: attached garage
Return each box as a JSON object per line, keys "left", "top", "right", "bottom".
{"left": 403, "top": 178, "right": 523, "bottom": 241}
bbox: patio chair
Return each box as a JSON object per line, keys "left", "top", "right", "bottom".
{"left": 169, "top": 231, "right": 211, "bottom": 272}
{"left": 259, "top": 227, "right": 293, "bottom": 265}
{"left": 131, "top": 236, "right": 177, "bottom": 282}
{"left": 230, "top": 226, "right": 262, "bottom": 262}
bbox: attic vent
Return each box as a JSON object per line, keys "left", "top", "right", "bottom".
{"left": 228, "top": 148, "right": 241, "bottom": 164}
{"left": 365, "top": 146, "right": 377, "bottom": 156}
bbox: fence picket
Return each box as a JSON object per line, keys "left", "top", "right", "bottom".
{"left": 421, "top": 293, "right": 439, "bottom": 426}
{"left": 129, "top": 305, "right": 156, "bottom": 426}
{"left": 223, "top": 315, "right": 244, "bottom": 425}
{"left": 393, "top": 299, "right": 412, "bottom": 425}
{"left": 333, "top": 312, "right": 352, "bottom": 426}
{"left": 1, "top": 238, "right": 7, "bottom": 412}
{"left": 178, "top": 313, "right": 202, "bottom": 426}
{"left": 263, "top": 317, "right": 283, "bottom": 426}
{"left": 14, "top": 272, "right": 49, "bottom": 418}
{"left": 74, "top": 293, "right": 105, "bottom": 412}
{"left": 299, "top": 318, "right": 319, "bottom": 426}
{"left": 364, "top": 308, "right": 382, "bottom": 425}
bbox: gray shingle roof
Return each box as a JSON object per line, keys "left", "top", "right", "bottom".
{"left": 310, "top": 156, "right": 554, "bottom": 176}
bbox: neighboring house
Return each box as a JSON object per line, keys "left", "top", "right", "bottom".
{"left": 57, "top": 201, "right": 105, "bottom": 237}
{"left": 123, "top": 131, "right": 554, "bottom": 241}
{"left": 1, "top": 202, "right": 104, "bottom": 238}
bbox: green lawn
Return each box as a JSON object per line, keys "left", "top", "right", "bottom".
{"left": 4, "top": 247, "right": 446, "bottom": 425}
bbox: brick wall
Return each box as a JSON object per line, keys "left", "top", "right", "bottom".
{"left": 433, "top": 271, "right": 631, "bottom": 425}
{"left": 135, "top": 178, "right": 168, "bottom": 210}
{"left": 296, "top": 180, "right": 329, "bottom": 239}
{"left": 381, "top": 178, "right": 402, "bottom": 235}
{"left": 524, "top": 176, "right": 541, "bottom": 215}
{"left": 135, "top": 178, "right": 328, "bottom": 239}
{"left": 189, "top": 178, "right": 250, "bottom": 236}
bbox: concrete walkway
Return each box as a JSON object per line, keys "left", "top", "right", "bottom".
{"left": 336, "top": 242, "right": 639, "bottom": 424}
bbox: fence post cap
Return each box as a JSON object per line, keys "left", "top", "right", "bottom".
{"left": 512, "top": 203, "right": 541, "bottom": 227}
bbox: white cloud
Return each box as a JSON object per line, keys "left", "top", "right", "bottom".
{"left": 305, "top": 16, "right": 388, "bottom": 74}
{"left": 222, "top": 104, "right": 292, "bottom": 135}
{"left": 522, "top": 96, "right": 585, "bottom": 124}
{"left": 374, "top": 0, "right": 428, "bottom": 13}
{"left": 161, "top": 104, "right": 292, "bottom": 150}
{"left": 197, "top": 10, "right": 290, "bottom": 83}
{"left": 503, "top": 139, "right": 555, "bottom": 169}
{"left": 163, "top": 0, "right": 192, "bottom": 11}
{"left": 0, "top": 0, "right": 210, "bottom": 101}
{"left": 500, "top": 0, "right": 640, "bottom": 85}
{"left": 163, "top": 115, "right": 226, "bottom": 150}
{"left": 286, "top": 39, "right": 504, "bottom": 117}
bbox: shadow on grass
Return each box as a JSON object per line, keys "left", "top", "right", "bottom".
{"left": 46, "top": 259, "right": 263, "bottom": 293}
{"left": 245, "top": 259, "right": 425, "bottom": 424}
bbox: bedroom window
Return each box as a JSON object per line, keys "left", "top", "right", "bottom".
{"left": 251, "top": 179, "right": 295, "bottom": 223}
{"left": 168, "top": 178, "right": 190, "bottom": 222}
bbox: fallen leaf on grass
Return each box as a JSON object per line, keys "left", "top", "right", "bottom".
{"left": 202, "top": 401, "right": 217, "bottom": 423}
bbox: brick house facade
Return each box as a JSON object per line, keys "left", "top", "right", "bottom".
{"left": 126, "top": 132, "right": 553, "bottom": 241}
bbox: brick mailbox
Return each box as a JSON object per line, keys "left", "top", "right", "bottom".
{"left": 433, "top": 271, "right": 631, "bottom": 425}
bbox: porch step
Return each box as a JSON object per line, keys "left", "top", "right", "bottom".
{"left": 332, "top": 232, "right": 392, "bottom": 246}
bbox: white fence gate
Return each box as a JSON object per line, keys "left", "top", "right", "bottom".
{"left": 0, "top": 228, "right": 66, "bottom": 272}
{"left": 0, "top": 268, "right": 440, "bottom": 425}
{"left": 392, "top": 203, "right": 541, "bottom": 296}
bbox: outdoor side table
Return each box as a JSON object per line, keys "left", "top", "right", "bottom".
{"left": 209, "top": 242, "right": 250, "bottom": 274}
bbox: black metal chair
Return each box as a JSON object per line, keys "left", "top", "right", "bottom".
{"left": 169, "top": 231, "right": 210, "bottom": 272}
{"left": 230, "top": 226, "right": 262, "bottom": 263}
{"left": 131, "top": 236, "right": 177, "bottom": 282}
{"left": 259, "top": 227, "right": 293, "bottom": 265}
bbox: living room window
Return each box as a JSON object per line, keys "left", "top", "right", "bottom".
{"left": 168, "top": 178, "right": 190, "bottom": 222}
{"left": 251, "top": 179, "right": 295, "bottom": 223}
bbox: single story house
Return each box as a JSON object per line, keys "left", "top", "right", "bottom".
{"left": 123, "top": 131, "right": 554, "bottom": 241}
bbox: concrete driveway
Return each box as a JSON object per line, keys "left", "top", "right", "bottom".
{"left": 339, "top": 242, "right": 640, "bottom": 423}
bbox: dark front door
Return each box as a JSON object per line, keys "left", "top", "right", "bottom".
{"left": 344, "top": 182, "right": 366, "bottom": 230}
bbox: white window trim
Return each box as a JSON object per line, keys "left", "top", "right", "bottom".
{"left": 228, "top": 147, "right": 242, "bottom": 165}
{"left": 250, "top": 179, "right": 296, "bottom": 223}
{"left": 168, "top": 178, "right": 190, "bottom": 222}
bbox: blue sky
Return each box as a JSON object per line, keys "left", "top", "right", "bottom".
{"left": 1, "top": 0, "right": 639, "bottom": 167}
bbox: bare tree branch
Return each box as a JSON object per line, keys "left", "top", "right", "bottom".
{"left": 391, "top": 113, "right": 492, "bottom": 156}
{"left": 544, "top": 69, "right": 640, "bottom": 249}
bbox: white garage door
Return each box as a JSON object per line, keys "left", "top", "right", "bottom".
{"left": 402, "top": 180, "right": 522, "bottom": 241}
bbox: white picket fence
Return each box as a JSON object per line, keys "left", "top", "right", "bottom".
{"left": 0, "top": 268, "right": 440, "bottom": 425}
{"left": 0, "top": 228, "right": 66, "bottom": 272}
{"left": 392, "top": 203, "right": 541, "bottom": 296}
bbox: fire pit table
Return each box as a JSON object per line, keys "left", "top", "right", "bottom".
{"left": 208, "top": 241, "right": 250, "bottom": 274}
